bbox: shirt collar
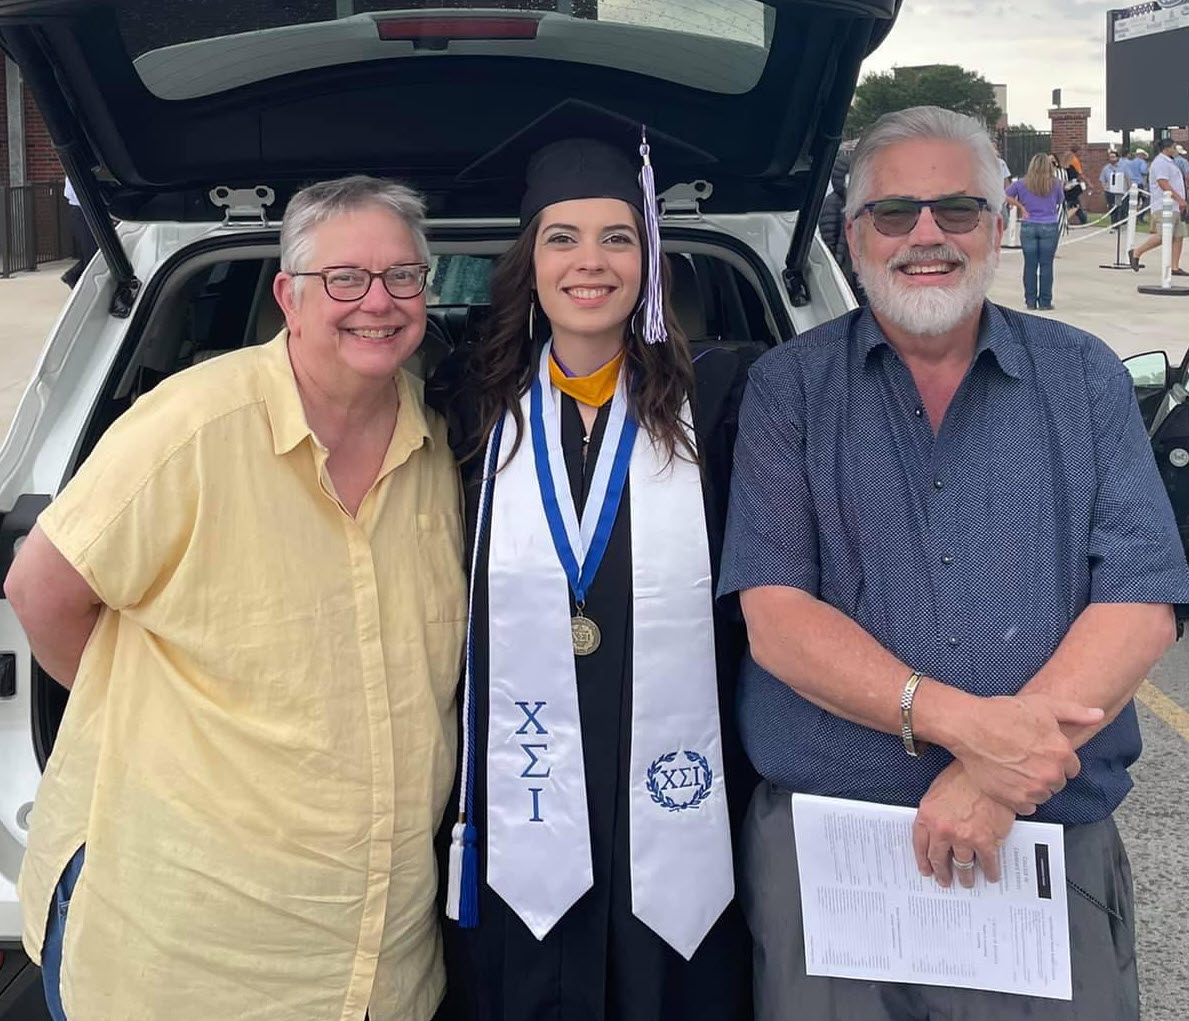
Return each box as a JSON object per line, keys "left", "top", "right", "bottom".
{"left": 857, "top": 301, "right": 1022, "bottom": 380}
{"left": 258, "top": 329, "right": 434, "bottom": 459}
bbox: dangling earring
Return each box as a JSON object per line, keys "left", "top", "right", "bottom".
{"left": 629, "top": 291, "right": 647, "bottom": 341}
{"left": 527, "top": 299, "right": 535, "bottom": 342}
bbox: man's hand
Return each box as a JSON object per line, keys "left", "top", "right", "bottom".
{"left": 913, "top": 763, "right": 1015, "bottom": 889}
{"left": 941, "top": 692, "right": 1102, "bottom": 815}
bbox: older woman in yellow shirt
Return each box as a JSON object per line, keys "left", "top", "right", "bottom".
{"left": 5, "top": 176, "right": 465, "bottom": 1021}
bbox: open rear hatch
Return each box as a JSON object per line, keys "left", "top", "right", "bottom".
{"left": 0, "top": 0, "right": 898, "bottom": 308}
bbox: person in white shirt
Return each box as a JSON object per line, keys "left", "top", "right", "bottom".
{"left": 1175, "top": 144, "right": 1189, "bottom": 181}
{"left": 994, "top": 145, "right": 1011, "bottom": 189}
{"left": 1129, "top": 137, "right": 1186, "bottom": 274}
{"left": 1100, "top": 151, "right": 1129, "bottom": 225}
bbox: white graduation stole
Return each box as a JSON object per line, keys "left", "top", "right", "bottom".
{"left": 483, "top": 343, "right": 733, "bottom": 959}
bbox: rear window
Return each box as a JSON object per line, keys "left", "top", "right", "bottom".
{"left": 109, "top": 241, "right": 775, "bottom": 413}
{"left": 120, "top": 0, "right": 773, "bottom": 100}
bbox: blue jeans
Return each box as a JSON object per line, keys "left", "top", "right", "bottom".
{"left": 1020, "top": 221, "right": 1059, "bottom": 307}
{"left": 41, "top": 845, "right": 85, "bottom": 1021}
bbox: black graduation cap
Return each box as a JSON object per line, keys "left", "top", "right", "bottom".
{"left": 458, "top": 101, "right": 713, "bottom": 346}
{"left": 521, "top": 138, "right": 642, "bottom": 226}
{"left": 457, "top": 100, "right": 714, "bottom": 227}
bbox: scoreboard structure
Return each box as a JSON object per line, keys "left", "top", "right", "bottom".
{"left": 1107, "top": 0, "right": 1189, "bottom": 130}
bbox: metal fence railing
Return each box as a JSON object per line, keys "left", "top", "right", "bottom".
{"left": 1001, "top": 131, "right": 1053, "bottom": 179}
{"left": 0, "top": 181, "right": 74, "bottom": 278}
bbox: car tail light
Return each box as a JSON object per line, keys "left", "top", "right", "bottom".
{"left": 377, "top": 17, "right": 540, "bottom": 41}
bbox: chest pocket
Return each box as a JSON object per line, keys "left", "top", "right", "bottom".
{"left": 416, "top": 511, "right": 467, "bottom": 623}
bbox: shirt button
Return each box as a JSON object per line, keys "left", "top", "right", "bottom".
{"left": 947, "top": 636, "right": 960, "bottom": 648}
{"left": 914, "top": 406, "right": 924, "bottom": 417}
{"left": 940, "top": 553, "right": 954, "bottom": 565}
{"left": 933, "top": 478, "right": 945, "bottom": 490}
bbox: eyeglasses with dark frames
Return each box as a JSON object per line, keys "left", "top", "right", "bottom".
{"left": 291, "top": 263, "right": 430, "bottom": 301}
{"left": 859, "top": 196, "right": 990, "bottom": 237}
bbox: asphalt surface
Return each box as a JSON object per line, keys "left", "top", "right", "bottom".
{"left": 1117, "top": 638, "right": 1189, "bottom": 1020}
{"left": 1, "top": 237, "right": 1188, "bottom": 1015}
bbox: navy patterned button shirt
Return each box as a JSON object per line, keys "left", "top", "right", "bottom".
{"left": 719, "top": 303, "right": 1189, "bottom": 823}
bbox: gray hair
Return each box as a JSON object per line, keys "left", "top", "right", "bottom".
{"left": 279, "top": 175, "right": 430, "bottom": 281}
{"left": 844, "top": 106, "right": 1006, "bottom": 224}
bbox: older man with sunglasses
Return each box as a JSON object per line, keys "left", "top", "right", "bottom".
{"left": 6, "top": 176, "right": 465, "bottom": 1021}
{"left": 721, "top": 107, "right": 1189, "bottom": 1021}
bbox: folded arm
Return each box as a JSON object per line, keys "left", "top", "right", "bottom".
{"left": 912, "top": 600, "right": 1175, "bottom": 887}
{"left": 740, "top": 585, "right": 1104, "bottom": 815}
{"left": 1022, "top": 601, "right": 1175, "bottom": 746}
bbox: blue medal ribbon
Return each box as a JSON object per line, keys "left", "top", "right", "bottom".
{"left": 529, "top": 368, "right": 637, "bottom": 607}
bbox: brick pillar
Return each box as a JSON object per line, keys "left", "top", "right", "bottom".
{"left": 23, "top": 82, "right": 61, "bottom": 183}
{"left": 1048, "top": 107, "right": 1090, "bottom": 159}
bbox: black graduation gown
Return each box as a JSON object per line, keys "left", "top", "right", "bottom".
{"left": 427, "top": 347, "right": 756, "bottom": 1021}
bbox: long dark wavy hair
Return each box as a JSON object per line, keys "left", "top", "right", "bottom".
{"left": 465, "top": 208, "right": 696, "bottom": 467}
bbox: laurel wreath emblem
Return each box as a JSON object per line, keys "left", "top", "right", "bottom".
{"left": 645, "top": 750, "right": 713, "bottom": 812}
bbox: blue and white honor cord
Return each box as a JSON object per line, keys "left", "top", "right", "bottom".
{"left": 446, "top": 416, "right": 504, "bottom": 928}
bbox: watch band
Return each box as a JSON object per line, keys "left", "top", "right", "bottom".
{"left": 899, "top": 671, "right": 925, "bottom": 757}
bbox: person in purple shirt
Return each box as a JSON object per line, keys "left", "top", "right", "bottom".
{"left": 1005, "top": 153, "right": 1065, "bottom": 310}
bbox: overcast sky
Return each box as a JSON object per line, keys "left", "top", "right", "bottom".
{"left": 859, "top": 0, "right": 1123, "bottom": 141}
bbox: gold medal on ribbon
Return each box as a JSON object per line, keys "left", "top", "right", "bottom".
{"left": 571, "top": 614, "right": 601, "bottom": 656}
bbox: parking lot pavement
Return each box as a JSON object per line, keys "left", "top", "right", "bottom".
{"left": 0, "top": 239, "right": 1186, "bottom": 1012}
{"left": 0, "top": 259, "right": 74, "bottom": 434}
{"left": 1119, "top": 639, "right": 1189, "bottom": 1021}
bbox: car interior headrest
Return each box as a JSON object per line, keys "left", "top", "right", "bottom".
{"left": 668, "top": 255, "right": 708, "bottom": 341}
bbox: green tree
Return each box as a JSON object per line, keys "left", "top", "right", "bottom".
{"left": 845, "top": 65, "right": 1002, "bottom": 139}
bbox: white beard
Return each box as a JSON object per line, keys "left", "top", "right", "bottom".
{"left": 856, "top": 237, "right": 999, "bottom": 337}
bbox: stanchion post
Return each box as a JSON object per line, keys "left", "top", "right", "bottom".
{"left": 1102, "top": 187, "right": 1137, "bottom": 270}
{"left": 1161, "top": 191, "right": 1174, "bottom": 289}
{"left": 1126, "top": 182, "right": 1138, "bottom": 255}
{"left": 1004, "top": 204, "right": 1020, "bottom": 249}
{"left": 1137, "top": 190, "right": 1189, "bottom": 296}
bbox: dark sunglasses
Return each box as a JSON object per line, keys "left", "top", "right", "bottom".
{"left": 859, "top": 196, "right": 990, "bottom": 237}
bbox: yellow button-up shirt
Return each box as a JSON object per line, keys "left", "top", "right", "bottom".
{"left": 18, "top": 332, "right": 465, "bottom": 1021}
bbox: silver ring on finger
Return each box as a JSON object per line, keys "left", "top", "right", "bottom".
{"left": 952, "top": 856, "right": 976, "bottom": 871}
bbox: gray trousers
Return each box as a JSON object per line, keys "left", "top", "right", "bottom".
{"left": 741, "top": 782, "right": 1138, "bottom": 1021}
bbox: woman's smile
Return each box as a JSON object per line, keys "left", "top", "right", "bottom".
{"left": 562, "top": 284, "right": 618, "bottom": 307}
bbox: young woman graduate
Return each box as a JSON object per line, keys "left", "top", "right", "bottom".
{"left": 427, "top": 118, "right": 754, "bottom": 1021}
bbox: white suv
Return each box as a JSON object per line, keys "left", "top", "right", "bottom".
{"left": 0, "top": 0, "right": 902, "bottom": 1011}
